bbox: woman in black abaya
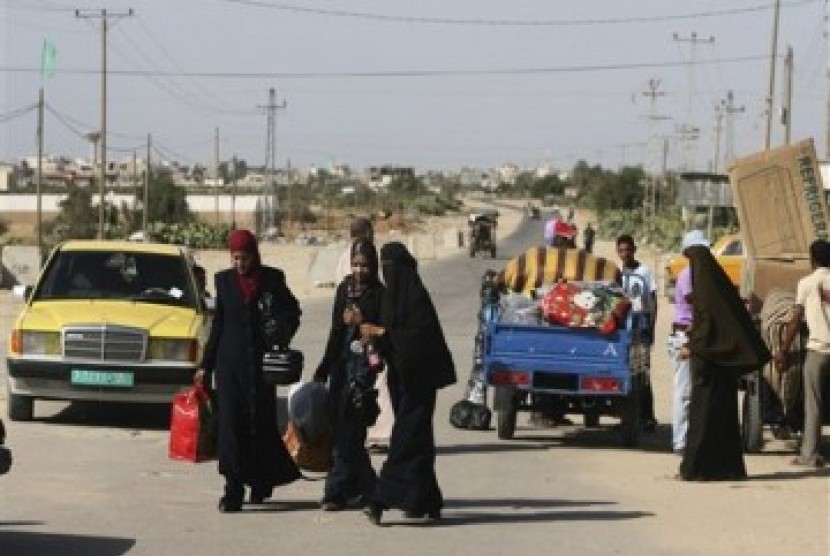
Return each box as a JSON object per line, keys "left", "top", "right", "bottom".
{"left": 360, "top": 242, "right": 456, "bottom": 524}
{"left": 314, "top": 240, "right": 384, "bottom": 510}
{"left": 678, "top": 245, "right": 770, "bottom": 481}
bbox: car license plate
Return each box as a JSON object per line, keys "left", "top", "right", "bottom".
{"left": 71, "top": 369, "right": 134, "bottom": 388}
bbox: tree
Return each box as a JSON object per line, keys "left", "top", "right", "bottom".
{"left": 592, "top": 166, "right": 646, "bottom": 214}
{"left": 48, "top": 185, "right": 98, "bottom": 239}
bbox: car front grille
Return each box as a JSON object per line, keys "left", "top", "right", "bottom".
{"left": 63, "top": 326, "right": 146, "bottom": 362}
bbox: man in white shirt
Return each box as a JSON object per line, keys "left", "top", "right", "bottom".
{"left": 616, "top": 234, "right": 658, "bottom": 432}
{"left": 775, "top": 239, "right": 830, "bottom": 468}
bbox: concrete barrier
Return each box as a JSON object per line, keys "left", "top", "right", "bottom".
{"left": 1, "top": 245, "right": 42, "bottom": 287}
{"left": 308, "top": 243, "right": 346, "bottom": 288}
{"left": 407, "top": 233, "right": 437, "bottom": 260}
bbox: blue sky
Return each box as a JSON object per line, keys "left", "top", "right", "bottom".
{"left": 2, "top": 0, "right": 828, "bottom": 172}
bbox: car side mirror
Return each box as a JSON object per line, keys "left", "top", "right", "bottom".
{"left": 12, "top": 285, "right": 32, "bottom": 301}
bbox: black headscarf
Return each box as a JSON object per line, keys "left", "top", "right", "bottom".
{"left": 378, "top": 242, "right": 455, "bottom": 391}
{"left": 380, "top": 241, "right": 419, "bottom": 327}
{"left": 687, "top": 245, "right": 771, "bottom": 373}
{"left": 346, "top": 239, "right": 381, "bottom": 299}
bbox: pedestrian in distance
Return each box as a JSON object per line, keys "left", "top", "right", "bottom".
{"left": 314, "top": 239, "right": 385, "bottom": 510}
{"left": 583, "top": 223, "right": 596, "bottom": 253}
{"left": 360, "top": 242, "right": 457, "bottom": 525}
{"left": 774, "top": 239, "right": 830, "bottom": 468}
{"left": 195, "top": 229, "right": 302, "bottom": 512}
{"left": 677, "top": 242, "right": 770, "bottom": 481}
{"left": 616, "top": 234, "right": 658, "bottom": 432}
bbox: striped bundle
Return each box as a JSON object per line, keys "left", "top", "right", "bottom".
{"left": 502, "top": 246, "right": 621, "bottom": 295}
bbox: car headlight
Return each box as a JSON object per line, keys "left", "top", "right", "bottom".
{"left": 11, "top": 330, "right": 61, "bottom": 356}
{"left": 147, "top": 338, "right": 199, "bottom": 362}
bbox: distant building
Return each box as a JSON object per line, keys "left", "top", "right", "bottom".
{"left": 0, "top": 162, "right": 17, "bottom": 191}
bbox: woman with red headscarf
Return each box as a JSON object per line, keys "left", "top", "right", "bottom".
{"left": 197, "top": 229, "right": 302, "bottom": 512}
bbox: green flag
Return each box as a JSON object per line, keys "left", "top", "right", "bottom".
{"left": 41, "top": 39, "right": 57, "bottom": 78}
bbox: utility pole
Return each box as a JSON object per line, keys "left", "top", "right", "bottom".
{"left": 764, "top": 0, "right": 782, "bottom": 149}
{"left": 231, "top": 155, "right": 238, "bottom": 230}
{"left": 75, "top": 7, "right": 134, "bottom": 239}
{"left": 826, "top": 0, "right": 830, "bottom": 158}
{"left": 782, "top": 45, "right": 794, "bottom": 144}
{"left": 259, "top": 88, "right": 286, "bottom": 233}
{"left": 143, "top": 133, "right": 151, "bottom": 233}
{"left": 214, "top": 127, "right": 220, "bottom": 224}
{"left": 673, "top": 31, "right": 715, "bottom": 171}
{"left": 640, "top": 78, "right": 669, "bottom": 222}
{"left": 36, "top": 88, "right": 44, "bottom": 262}
{"left": 722, "top": 90, "right": 746, "bottom": 167}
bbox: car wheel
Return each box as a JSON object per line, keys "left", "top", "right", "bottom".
{"left": 8, "top": 391, "right": 34, "bottom": 422}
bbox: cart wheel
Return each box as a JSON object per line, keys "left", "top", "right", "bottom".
{"left": 742, "top": 369, "right": 764, "bottom": 453}
{"left": 619, "top": 375, "right": 641, "bottom": 447}
{"left": 496, "top": 387, "right": 517, "bottom": 440}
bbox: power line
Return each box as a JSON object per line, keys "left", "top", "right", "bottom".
{"left": 219, "top": 0, "right": 818, "bottom": 26}
{"left": 0, "top": 54, "right": 772, "bottom": 79}
{"left": 0, "top": 103, "right": 39, "bottom": 123}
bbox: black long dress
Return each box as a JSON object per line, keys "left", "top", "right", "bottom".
{"left": 679, "top": 246, "right": 770, "bottom": 481}
{"left": 201, "top": 266, "right": 302, "bottom": 497}
{"left": 315, "top": 275, "right": 384, "bottom": 504}
{"left": 369, "top": 242, "right": 456, "bottom": 515}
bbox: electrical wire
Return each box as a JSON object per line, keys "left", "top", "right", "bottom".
{"left": 218, "top": 0, "right": 818, "bottom": 27}
{"left": 133, "top": 16, "right": 255, "bottom": 116}
{"left": 113, "top": 24, "right": 257, "bottom": 117}
{"left": 0, "top": 54, "right": 772, "bottom": 79}
{"left": 0, "top": 103, "right": 39, "bottom": 123}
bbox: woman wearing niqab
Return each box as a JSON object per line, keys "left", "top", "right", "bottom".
{"left": 360, "top": 242, "right": 456, "bottom": 524}
{"left": 679, "top": 245, "right": 770, "bottom": 481}
{"left": 198, "top": 229, "right": 302, "bottom": 511}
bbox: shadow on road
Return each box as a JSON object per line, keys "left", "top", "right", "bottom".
{"left": 431, "top": 509, "right": 654, "bottom": 527}
{"left": 239, "top": 500, "right": 322, "bottom": 513}
{"left": 437, "top": 442, "right": 558, "bottom": 456}
{"left": 446, "top": 497, "right": 614, "bottom": 510}
{"left": 373, "top": 497, "right": 653, "bottom": 528}
{"left": 39, "top": 401, "right": 170, "bottom": 431}
{"left": 749, "top": 468, "right": 830, "bottom": 481}
{"left": 0, "top": 530, "right": 135, "bottom": 556}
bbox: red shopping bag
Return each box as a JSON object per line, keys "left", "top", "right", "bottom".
{"left": 169, "top": 386, "right": 217, "bottom": 462}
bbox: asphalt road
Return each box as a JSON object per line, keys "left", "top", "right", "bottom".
{"left": 0, "top": 209, "right": 827, "bottom": 556}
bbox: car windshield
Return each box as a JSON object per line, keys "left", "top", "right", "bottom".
{"left": 34, "top": 250, "right": 197, "bottom": 308}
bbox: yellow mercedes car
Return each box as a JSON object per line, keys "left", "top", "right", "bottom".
{"left": 5, "top": 240, "right": 211, "bottom": 421}
{"left": 664, "top": 234, "right": 745, "bottom": 297}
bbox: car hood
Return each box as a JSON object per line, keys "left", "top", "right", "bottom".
{"left": 17, "top": 300, "right": 202, "bottom": 337}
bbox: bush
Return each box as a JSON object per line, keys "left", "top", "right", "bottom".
{"left": 146, "top": 222, "right": 231, "bottom": 248}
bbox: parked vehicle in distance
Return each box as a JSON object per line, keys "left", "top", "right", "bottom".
{"left": 5, "top": 240, "right": 212, "bottom": 421}
{"left": 664, "top": 233, "right": 744, "bottom": 298}
{"left": 468, "top": 211, "right": 499, "bottom": 259}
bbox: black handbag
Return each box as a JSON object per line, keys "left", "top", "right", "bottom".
{"left": 262, "top": 347, "right": 304, "bottom": 386}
